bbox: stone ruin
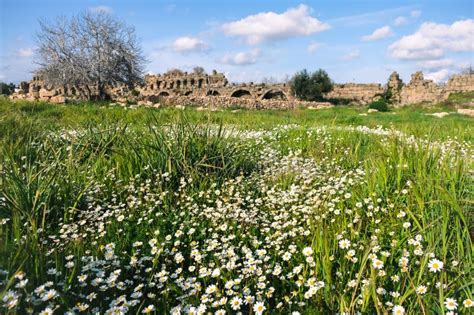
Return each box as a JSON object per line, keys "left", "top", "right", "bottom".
{"left": 9, "top": 69, "right": 474, "bottom": 109}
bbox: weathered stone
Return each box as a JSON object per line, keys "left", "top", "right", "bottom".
{"left": 9, "top": 69, "right": 474, "bottom": 108}
{"left": 427, "top": 112, "right": 450, "bottom": 118}
{"left": 457, "top": 108, "right": 474, "bottom": 117}
{"left": 39, "top": 88, "right": 57, "bottom": 99}
{"left": 368, "top": 109, "right": 378, "bottom": 113}
{"left": 324, "top": 83, "right": 383, "bottom": 105}
{"left": 50, "top": 95, "right": 66, "bottom": 104}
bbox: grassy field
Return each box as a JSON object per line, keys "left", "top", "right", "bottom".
{"left": 0, "top": 97, "right": 473, "bottom": 314}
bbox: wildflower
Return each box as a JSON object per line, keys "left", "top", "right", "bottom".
{"left": 142, "top": 305, "right": 155, "bottom": 313}
{"left": 416, "top": 285, "right": 427, "bottom": 295}
{"left": 302, "top": 247, "right": 313, "bottom": 257}
{"left": 76, "top": 302, "right": 89, "bottom": 312}
{"left": 39, "top": 307, "right": 54, "bottom": 315}
{"left": 2, "top": 290, "right": 19, "bottom": 309}
{"left": 372, "top": 258, "right": 384, "bottom": 269}
{"left": 15, "top": 279, "right": 28, "bottom": 289}
{"left": 230, "top": 297, "right": 242, "bottom": 310}
{"left": 215, "top": 309, "right": 226, "bottom": 315}
{"left": 428, "top": 258, "right": 444, "bottom": 273}
{"left": 444, "top": 298, "right": 458, "bottom": 311}
{"left": 42, "top": 289, "right": 58, "bottom": 301}
{"left": 463, "top": 299, "right": 473, "bottom": 307}
{"left": 170, "top": 306, "right": 182, "bottom": 314}
{"left": 253, "top": 301, "right": 266, "bottom": 315}
{"left": 339, "top": 239, "right": 351, "bottom": 249}
{"left": 392, "top": 305, "right": 405, "bottom": 315}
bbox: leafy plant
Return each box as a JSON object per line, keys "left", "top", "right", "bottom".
{"left": 290, "top": 69, "right": 333, "bottom": 101}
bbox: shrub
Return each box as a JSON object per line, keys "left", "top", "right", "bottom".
{"left": 368, "top": 99, "right": 389, "bottom": 112}
{"left": 290, "top": 69, "right": 333, "bottom": 101}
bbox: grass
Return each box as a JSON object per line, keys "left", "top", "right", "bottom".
{"left": 0, "top": 97, "right": 472, "bottom": 314}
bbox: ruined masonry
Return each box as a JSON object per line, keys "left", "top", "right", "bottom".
{"left": 9, "top": 69, "right": 474, "bottom": 109}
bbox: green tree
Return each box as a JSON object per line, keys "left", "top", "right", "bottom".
{"left": 290, "top": 69, "right": 333, "bottom": 101}
{"left": 0, "top": 82, "right": 15, "bottom": 95}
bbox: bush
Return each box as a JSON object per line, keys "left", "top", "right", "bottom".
{"left": 290, "top": 69, "right": 333, "bottom": 101}
{"left": 368, "top": 100, "right": 389, "bottom": 112}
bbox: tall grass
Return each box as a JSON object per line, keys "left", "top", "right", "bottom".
{"left": 0, "top": 98, "right": 472, "bottom": 314}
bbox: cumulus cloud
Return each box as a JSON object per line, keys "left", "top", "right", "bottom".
{"left": 425, "top": 68, "right": 453, "bottom": 83}
{"left": 171, "top": 37, "right": 209, "bottom": 53}
{"left": 221, "top": 4, "right": 330, "bottom": 45}
{"left": 411, "top": 10, "right": 421, "bottom": 18}
{"left": 362, "top": 26, "right": 393, "bottom": 41}
{"left": 417, "top": 58, "right": 454, "bottom": 70}
{"left": 389, "top": 19, "right": 474, "bottom": 60}
{"left": 18, "top": 48, "right": 34, "bottom": 57}
{"left": 307, "top": 42, "right": 321, "bottom": 54}
{"left": 219, "top": 49, "right": 261, "bottom": 65}
{"left": 341, "top": 50, "right": 360, "bottom": 61}
{"left": 394, "top": 16, "right": 407, "bottom": 26}
{"left": 89, "top": 5, "right": 113, "bottom": 13}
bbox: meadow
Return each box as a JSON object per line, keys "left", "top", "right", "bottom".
{"left": 0, "top": 97, "right": 472, "bottom": 314}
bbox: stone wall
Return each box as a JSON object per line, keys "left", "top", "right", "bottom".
{"left": 9, "top": 69, "right": 474, "bottom": 107}
{"left": 444, "top": 73, "right": 474, "bottom": 94}
{"left": 324, "top": 83, "right": 384, "bottom": 104}
{"left": 399, "top": 72, "right": 444, "bottom": 105}
{"left": 140, "top": 95, "right": 333, "bottom": 110}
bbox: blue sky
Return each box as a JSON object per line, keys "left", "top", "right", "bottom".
{"left": 0, "top": 0, "right": 473, "bottom": 84}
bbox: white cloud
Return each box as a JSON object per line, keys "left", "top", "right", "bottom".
{"left": 425, "top": 68, "right": 453, "bottom": 83}
{"left": 394, "top": 16, "right": 407, "bottom": 26}
{"left": 341, "top": 50, "right": 360, "bottom": 61}
{"left": 219, "top": 49, "right": 261, "bottom": 65}
{"left": 171, "top": 37, "right": 209, "bottom": 53}
{"left": 89, "top": 5, "right": 113, "bottom": 13}
{"left": 221, "top": 4, "right": 330, "bottom": 45}
{"left": 389, "top": 19, "right": 474, "bottom": 60}
{"left": 411, "top": 10, "right": 421, "bottom": 18}
{"left": 362, "top": 26, "right": 393, "bottom": 41}
{"left": 18, "top": 48, "right": 34, "bottom": 57}
{"left": 417, "top": 58, "right": 454, "bottom": 70}
{"left": 307, "top": 42, "right": 321, "bottom": 54}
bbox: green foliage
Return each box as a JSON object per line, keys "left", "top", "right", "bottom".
{"left": 290, "top": 69, "right": 333, "bottom": 101}
{"left": 376, "top": 89, "right": 393, "bottom": 103}
{"left": 0, "top": 98, "right": 472, "bottom": 313}
{"left": 368, "top": 99, "right": 389, "bottom": 112}
{"left": 447, "top": 91, "right": 474, "bottom": 104}
{"left": 0, "top": 82, "right": 15, "bottom": 95}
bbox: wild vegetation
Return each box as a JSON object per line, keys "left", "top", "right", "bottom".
{"left": 289, "top": 69, "right": 333, "bottom": 102}
{"left": 0, "top": 97, "right": 472, "bottom": 314}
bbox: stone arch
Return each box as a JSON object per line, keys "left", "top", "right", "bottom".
{"left": 207, "top": 90, "right": 220, "bottom": 96}
{"left": 158, "top": 91, "right": 170, "bottom": 97}
{"left": 230, "top": 89, "right": 252, "bottom": 98}
{"left": 261, "top": 89, "right": 287, "bottom": 100}
{"left": 176, "top": 80, "right": 181, "bottom": 89}
{"left": 184, "top": 91, "right": 193, "bottom": 96}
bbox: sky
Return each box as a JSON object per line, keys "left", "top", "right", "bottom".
{"left": 0, "top": 0, "right": 473, "bottom": 84}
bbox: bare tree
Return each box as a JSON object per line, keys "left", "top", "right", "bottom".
{"left": 165, "top": 68, "right": 184, "bottom": 76}
{"left": 461, "top": 66, "right": 474, "bottom": 75}
{"left": 36, "top": 12, "right": 146, "bottom": 100}
{"left": 193, "top": 66, "right": 205, "bottom": 75}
